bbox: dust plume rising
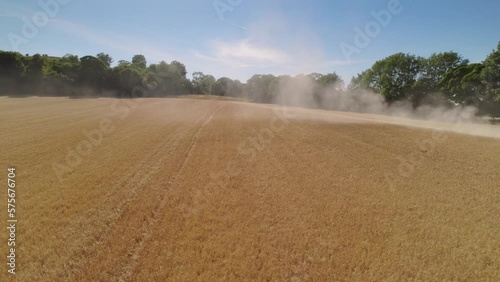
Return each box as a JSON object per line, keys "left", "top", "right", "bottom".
{"left": 267, "top": 75, "right": 500, "bottom": 139}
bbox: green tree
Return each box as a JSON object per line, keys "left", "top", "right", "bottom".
{"left": 96, "top": 53, "right": 113, "bottom": 67}
{"left": 245, "top": 74, "right": 276, "bottom": 103}
{"left": 52, "top": 54, "right": 81, "bottom": 82}
{"left": 78, "top": 55, "right": 109, "bottom": 93}
{"left": 481, "top": 42, "right": 500, "bottom": 102}
{"left": 0, "top": 51, "right": 25, "bottom": 94}
{"left": 165, "top": 61, "right": 190, "bottom": 94}
{"left": 348, "top": 71, "right": 369, "bottom": 93}
{"left": 440, "top": 63, "right": 485, "bottom": 105}
{"left": 61, "top": 53, "right": 79, "bottom": 64}
{"left": 144, "top": 60, "right": 191, "bottom": 96}
{"left": 212, "top": 77, "right": 244, "bottom": 97}
{"left": 132, "top": 54, "right": 147, "bottom": 69}
{"left": 212, "top": 77, "right": 236, "bottom": 96}
{"left": 115, "top": 67, "right": 145, "bottom": 96}
{"left": 192, "top": 72, "right": 216, "bottom": 95}
{"left": 316, "top": 72, "right": 343, "bottom": 88}
{"left": 423, "top": 52, "right": 468, "bottom": 88}
{"left": 118, "top": 60, "right": 131, "bottom": 66}
{"left": 358, "top": 53, "right": 423, "bottom": 103}
{"left": 309, "top": 72, "right": 344, "bottom": 107}
{"left": 413, "top": 52, "right": 469, "bottom": 105}
{"left": 24, "top": 54, "right": 48, "bottom": 94}
{"left": 170, "top": 60, "right": 187, "bottom": 78}
{"left": 212, "top": 77, "right": 227, "bottom": 96}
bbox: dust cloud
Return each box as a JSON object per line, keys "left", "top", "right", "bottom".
{"left": 269, "top": 75, "right": 500, "bottom": 139}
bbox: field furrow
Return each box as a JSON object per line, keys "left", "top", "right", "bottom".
{"left": 1, "top": 97, "right": 499, "bottom": 281}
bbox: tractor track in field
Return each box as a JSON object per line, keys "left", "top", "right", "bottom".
{"left": 63, "top": 125, "right": 187, "bottom": 278}
{"left": 118, "top": 103, "right": 225, "bottom": 282}
{"left": 174, "top": 104, "right": 292, "bottom": 224}
{"left": 2, "top": 97, "right": 500, "bottom": 281}
{"left": 70, "top": 111, "right": 216, "bottom": 280}
{"left": 63, "top": 101, "right": 211, "bottom": 279}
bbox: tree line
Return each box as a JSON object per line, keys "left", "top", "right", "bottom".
{"left": 350, "top": 42, "right": 500, "bottom": 117}
{"left": 0, "top": 41, "right": 499, "bottom": 117}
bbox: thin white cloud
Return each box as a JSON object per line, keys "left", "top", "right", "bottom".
{"left": 192, "top": 39, "right": 290, "bottom": 68}
{"left": 49, "top": 19, "right": 171, "bottom": 62}
{"left": 191, "top": 38, "right": 361, "bottom": 79}
{"left": 44, "top": 17, "right": 362, "bottom": 82}
{"left": 189, "top": 10, "right": 364, "bottom": 81}
{"left": 214, "top": 40, "right": 289, "bottom": 62}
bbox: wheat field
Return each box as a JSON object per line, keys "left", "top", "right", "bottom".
{"left": 0, "top": 97, "right": 499, "bottom": 281}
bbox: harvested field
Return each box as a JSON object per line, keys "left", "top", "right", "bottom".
{"left": 0, "top": 97, "right": 499, "bottom": 281}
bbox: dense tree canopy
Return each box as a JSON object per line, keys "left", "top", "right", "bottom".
{"left": 350, "top": 43, "right": 500, "bottom": 117}
{"left": 0, "top": 51, "right": 25, "bottom": 94}
{"left": 357, "top": 53, "right": 423, "bottom": 103}
{"left": 440, "top": 63, "right": 485, "bottom": 105}
{"left": 131, "top": 54, "right": 147, "bottom": 69}
{"left": 96, "top": 53, "right": 113, "bottom": 67}
{"left": 192, "top": 72, "right": 216, "bottom": 95}
{"left": 412, "top": 52, "right": 469, "bottom": 106}
{"left": 481, "top": 42, "right": 500, "bottom": 101}
{"left": 0, "top": 41, "right": 499, "bottom": 117}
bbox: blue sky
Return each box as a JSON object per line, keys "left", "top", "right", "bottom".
{"left": 1, "top": 0, "right": 499, "bottom": 83}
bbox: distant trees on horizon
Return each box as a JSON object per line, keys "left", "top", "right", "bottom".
{"left": 0, "top": 41, "right": 499, "bottom": 118}
{"left": 350, "top": 43, "right": 500, "bottom": 117}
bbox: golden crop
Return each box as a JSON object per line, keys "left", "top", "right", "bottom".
{"left": 0, "top": 97, "right": 499, "bottom": 281}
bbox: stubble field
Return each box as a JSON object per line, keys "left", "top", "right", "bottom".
{"left": 0, "top": 96, "right": 499, "bottom": 281}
